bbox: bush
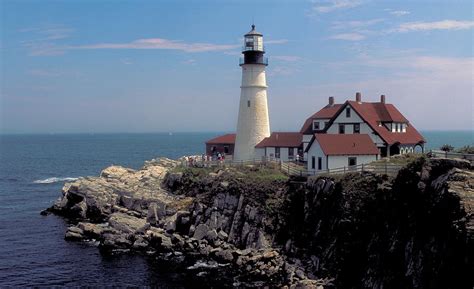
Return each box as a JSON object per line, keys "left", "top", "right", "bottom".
{"left": 456, "top": 145, "right": 474, "bottom": 154}
{"left": 440, "top": 144, "right": 454, "bottom": 152}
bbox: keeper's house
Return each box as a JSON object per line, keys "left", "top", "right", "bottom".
{"left": 205, "top": 93, "right": 425, "bottom": 169}
{"left": 306, "top": 134, "right": 379, "bottom": 174}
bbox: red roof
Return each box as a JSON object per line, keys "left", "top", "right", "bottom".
{"left": 255, "top": 132, "right": 302, "bottom": 148}
{"left": 312, "top": 134, "right": 379, "bottom": 155}
{"left": 205, "top": 134, "right": 236, "bottom": 145}
{"left": 300, "top": 104, "right": 343, "bottom": 134}
{"left": 345, "top": 101, "right": 424, "bottom": 145}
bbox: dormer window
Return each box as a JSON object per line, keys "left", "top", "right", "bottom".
{"left": 312, "top": 120, "right": 320, "bottom": 130}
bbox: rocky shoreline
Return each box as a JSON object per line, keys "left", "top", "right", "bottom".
{"left": 43, "top": 156, "right": 473, "bottom": 288}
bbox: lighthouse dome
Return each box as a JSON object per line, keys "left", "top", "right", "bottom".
{"left": 245, "top": 24, "right": 263, "bottom": 36}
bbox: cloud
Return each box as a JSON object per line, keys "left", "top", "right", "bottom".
{"left": 307, "top": 55, "right": 473, "bottom": 130}
{"left": 20, "top": 26, "right": 73, "bottom": 41}
{"left": 266, "top": 39, "right": 289, "bottom": 45}
{"left": 71, "top": 38, "right": 240, "bottom": 52}
{"left": 396, "top": 20, "right": 474, "bottom": 32}
{"left": 268, "top": 66, "right": 300, "bottom": 76}
{"left": 182, "top": 59, "right": 196, "bottom": 65}
{"left": 272, "top": 55, "right": 302, "bottom": 62}
{"left": 27, "top": 69, "right": 63, "bottom": 77}
{"left": 23, "top": 34, "right": 288, "bottom": 56}
{"left": 330, "top": 33, "right": 366, "bottom": 41}
{"left": 331, "top": 19, "right": 384, "bottom": 29}
{"left": 390, "top": 10, "right": 410, "bottom": 16}
{"left": 311, "top": 0, "right": 363, "bottom": 13}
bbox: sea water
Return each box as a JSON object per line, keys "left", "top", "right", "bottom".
{"left": 0, "top": 131, "right": 471, "bottom": 286}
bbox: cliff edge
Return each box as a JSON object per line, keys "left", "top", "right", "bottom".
{"left": 44, "top": 156, "right": 473, "bottom": 288}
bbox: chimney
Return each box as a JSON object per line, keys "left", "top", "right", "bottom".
{"left": 380, "top": 94, "right": 386, "bottom": 103}
{"left": 328, "top": 96, "right": 335, "bottom": 106}
{"left": 355, "top": 92, "right": 362, "bottom": 103}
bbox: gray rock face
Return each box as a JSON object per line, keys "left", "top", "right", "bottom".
{"left": 108, "top": 212, "right": 147, "bottom": 234}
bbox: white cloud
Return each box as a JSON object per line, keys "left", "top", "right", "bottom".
{"left": 27, "top": 69, "right": 63, "bottom": 77}
{"left": 266, "top": 39, "right": 289, "bottom": 45}
{"left": 312, "top": 0, "right": 363, "bottom": 13}
{"left": 330, "top": 33, "right": 366, "bottom": 41}
{"left": 313, "top": 55, "right": 473, "bottom": 130}
{"left": 20, "top": 26, "right": 73, "bottom": 41}
{"left": 331, "top": 18, "right": 384, "bottom": 29}
{"left": 272, "top": 55, "right": 302, "bottom": 62}
{"left": 396, "top": 20, "right": 474, "bottom": 32}
{"left": 71, "top": 38, "right": 240, "bottom": 52}
{"left": 182, "top": 59, "right": 196, "bottom": 65}
{"left": 390, "top": 10, "right": 410, "bottom": 16}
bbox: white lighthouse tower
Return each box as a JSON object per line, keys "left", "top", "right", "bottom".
{"left": 233, "top": 25, "right": 271, "bottom": 161}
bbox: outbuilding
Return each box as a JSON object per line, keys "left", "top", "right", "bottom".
{"left": 306, "top": 134, "right": 379, "bottom": 174}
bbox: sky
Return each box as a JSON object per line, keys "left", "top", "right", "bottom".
{"left": 0, "top": 0, "right": 473, "bottom": 134}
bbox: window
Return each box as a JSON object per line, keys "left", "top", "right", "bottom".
{"left": 312, "top": 121, "right": 320, "bottom": 130}
{"left": 346, "top": 107, "right": 351, "bottom": 118}
{"left": 318, "top": 157, "right": 322, "bottom": 170}
{"left": 353, "top": 124, "right": 360, "bottom": 134}
{"left": 324, "top": 122, "right": 329, "bottom": 129}
{"left": 211, "top": 146, "right": 216, "bottom": 152}
{"left": 339, "top": 124, "right": 345, "bottom": 134}
{"left": 288, "top": 148, "right": 294, "bottom": 159}
{"left": 311, "top": 156, "right": 316, "bottom": 169}
{"left": 275, "top": 147, "right": 280, "bottom": 159}
{"left": 224, "top": 146, "right": 229, "bottom": 154}
{"left": 348, "top": 157, "right": 357, "bottom": 167}
{"left": 247, "top": 100, "right": 251, "bottom": 108}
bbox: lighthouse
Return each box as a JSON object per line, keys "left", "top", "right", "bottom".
{"left": 233, "top": 25, "right": 271, "bottom": 161}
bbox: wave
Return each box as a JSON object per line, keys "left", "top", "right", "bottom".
{"left": 33, "top": 177, "right": 79, "bottom": 184}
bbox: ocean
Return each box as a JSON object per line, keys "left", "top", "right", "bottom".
{"left": 0, "top": 131, "right": 472, "bottom": 287}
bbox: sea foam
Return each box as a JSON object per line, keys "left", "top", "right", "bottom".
{"left": 33, "top": 177, "right": 79, "bottom": 184}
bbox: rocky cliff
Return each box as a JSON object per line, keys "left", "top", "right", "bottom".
{"left": 44, "top": 156, "right": 473, "bottom": 288}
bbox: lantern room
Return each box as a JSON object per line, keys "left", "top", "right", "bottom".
{"left": 240, "top": 25, "right": 268, "bottom": 66}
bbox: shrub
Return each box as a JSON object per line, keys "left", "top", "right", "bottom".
{"left": 440, "top": 144, "right": 454, "bottom": 152}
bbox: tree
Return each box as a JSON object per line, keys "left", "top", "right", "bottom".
{"left": 456, "top": 145, "right": 474, "bottom": 154}
{"left": 440, "top": 144, "right": 454, "bottom": 152}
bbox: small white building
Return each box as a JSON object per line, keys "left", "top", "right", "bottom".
{"left": 306, "top": 134, "right": 379, "bottom": 174}
{"left": 255, "top": 132, "right": 303, "bottom": 162}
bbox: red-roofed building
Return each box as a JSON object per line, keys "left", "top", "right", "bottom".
{"left": 205, "top": 92, "right": 425, "bottom": 166}
{"left": 254, "top": 132, "right": 303, "bottom": 161}
{"left": 304, "top": 92, "right": 425, "bottom": 171}
{"left": 306, "top": 134, "right": 379, "bottom": 173}
{"left": 205, "top": 134, "right": 236, "bottom": 156}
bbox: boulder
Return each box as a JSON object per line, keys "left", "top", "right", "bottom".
{"left": 108, "top": 212, "right": 147, "bottom": 234}
{"left": 193, "top": 224, "right": 210, "bottom": 240}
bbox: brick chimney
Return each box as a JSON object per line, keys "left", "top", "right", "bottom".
{"left": 356, "top": 92, "right": 362, "bottom": 103}
{"left": 328, "top": 96, "right": 335, "bottom": 106}
{"left": 380, "top": 94, "right": 386, "bottom": 103}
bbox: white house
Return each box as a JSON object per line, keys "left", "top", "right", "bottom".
{"left": 306, "top": 134, "right": 379, "bottom": 174}
{"left": 302, "top": 93, "right": 425, "bottom": 168}
{"left": 255, "top": 132, "right": 302, "bottom": 162}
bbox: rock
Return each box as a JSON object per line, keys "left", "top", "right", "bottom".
{"left": 77, "top": 222, "right": 103, "bottom": 238}
{"left": 193, "top": 224, "right": 210, "bottom": 240}
{"left": 108, "top": 212, "right": 147, "bottom": 234}
{"left": 70, "top": 200, "right": 87, "bottom": 219}
{"left": 215, "top": 249, "right": 234, "bottom": 263}
{"left": 205, "top": 229, "right": 218, "bottom": 242}
{"left": 218, "top": 230, "right": 228, "bottom": 240}
{"left": 65, "top": 226, "right": 84, "bottom": 241}
{"left": 65, "top": 231, "right": 83, "bottom": 241}
{"left": 295, "top": 269, "right": 306, "bottom": 280}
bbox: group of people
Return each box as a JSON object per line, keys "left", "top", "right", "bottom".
{"left": 183, "top": 152, "right": 227, "bottom": 167}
